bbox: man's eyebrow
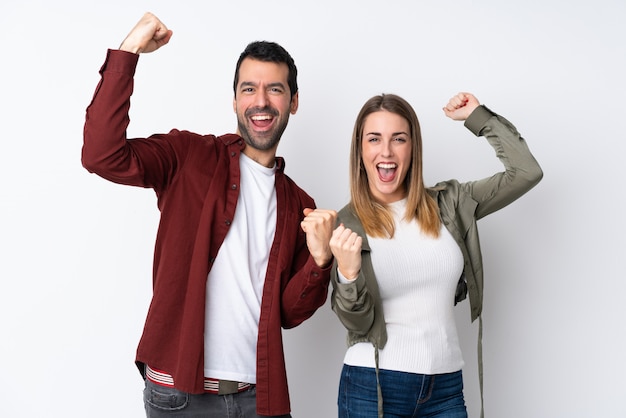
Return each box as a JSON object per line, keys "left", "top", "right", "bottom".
{"left": 239, "top": 81, "right": 256, "bottom": 88}
{"left": 267, "top": 82, "right": 286, "bottom": 89}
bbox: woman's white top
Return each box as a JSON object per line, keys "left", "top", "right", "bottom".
{"left": 343, "top": 198, "right": 465, "bottom": 374}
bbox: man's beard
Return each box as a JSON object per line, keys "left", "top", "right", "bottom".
{"left": 237, "top": 107, "right": 289, "bottom": 151}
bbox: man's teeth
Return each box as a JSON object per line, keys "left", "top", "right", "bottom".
{"left": 377, "top": 163, "right": 396, "bottom": 169}
{"left": 251, "top": 115, "right": 272, "bottom": 121}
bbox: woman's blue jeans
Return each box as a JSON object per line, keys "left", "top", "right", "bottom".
{"left": 338, "top": 365, "right": 468, "bottom": 418}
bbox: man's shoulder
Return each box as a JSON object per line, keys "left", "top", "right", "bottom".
{"left": 161, "top": 130, "right": 244, "bottom": 152}
{"left": 278, "top": 172, "right": 315, "bottom": 208}
{"left": 167, "top": 130, "right": 233, "bottom": 143}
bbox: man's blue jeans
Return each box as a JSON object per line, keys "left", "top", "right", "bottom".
{"left": 338, "top": 365, "right": 468, "bottom": 418}
{"left": 143, "top": 379, "right": 292, "bottom": 418}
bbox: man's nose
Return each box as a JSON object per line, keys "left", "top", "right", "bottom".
{"left": 254, "top": 90, "right": 269, "bottom": 108}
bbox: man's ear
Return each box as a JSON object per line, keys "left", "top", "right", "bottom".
{"left": 290, "top": 92, "right": 299, "bottom": 114}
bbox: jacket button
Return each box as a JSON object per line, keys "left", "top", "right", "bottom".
{"left": 231, "top": 184, "right": 237, "bottom": 190}
{"left": 225, "top": 220, "right": 232, "bottom": 226}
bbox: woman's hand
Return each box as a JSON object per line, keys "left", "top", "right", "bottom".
{"left": 329, "top": 224, "right": 362, "bottom": 280}
{"left": 443, "top": 92, "right": 480, "bottom": 121}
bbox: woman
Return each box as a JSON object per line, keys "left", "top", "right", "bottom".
{"left": 329, "top": 92, "right": 542, "bottom": 418}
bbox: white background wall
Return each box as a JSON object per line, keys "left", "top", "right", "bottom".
{"left": 1, "top": 1, "right": 625, "bottom": 417}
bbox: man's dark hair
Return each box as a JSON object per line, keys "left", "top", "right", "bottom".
{"left": 233, "top": 41, "right": 298, "bottom": 100}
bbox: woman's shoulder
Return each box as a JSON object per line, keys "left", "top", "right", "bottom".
{"left": 337, "top": 203, "right": 354, "bottom": 217}
{"left": 337, "top": 204, "right": 365, "bottom": 232}
{"left": 430, "top": 179, "right": 462, "bottom": 196}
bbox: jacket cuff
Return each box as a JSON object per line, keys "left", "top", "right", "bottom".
{"left": 334, "top": 271, "right": 367, "bottom": 299}
{"left": 464, "top": 105, "right": 495, "bottom": 136}
{"left": 99, "top": 49, "right": 140, "bottom": 77}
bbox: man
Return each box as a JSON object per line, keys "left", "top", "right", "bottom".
{"left": 82, "top": 12, "right": 336, "bottom": 418}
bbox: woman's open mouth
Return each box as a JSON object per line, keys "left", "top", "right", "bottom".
{"left": 377, "top": 162, "right": 397, "bottom": 182}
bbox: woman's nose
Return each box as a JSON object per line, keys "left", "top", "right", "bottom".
{"left": 381, "top": 140, "right": 393, "bottom": 157}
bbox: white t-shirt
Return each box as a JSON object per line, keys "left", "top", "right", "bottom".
{"left": 203, "top": 153, "right": 277, "bottom": 384}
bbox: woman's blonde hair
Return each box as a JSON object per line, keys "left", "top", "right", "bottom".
{"left": 349, "top": 93, "right": 440, "bottom": 238}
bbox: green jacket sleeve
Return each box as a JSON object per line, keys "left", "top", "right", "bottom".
{"left": 461, "top": 105, "right": 543, "bottom": 220}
